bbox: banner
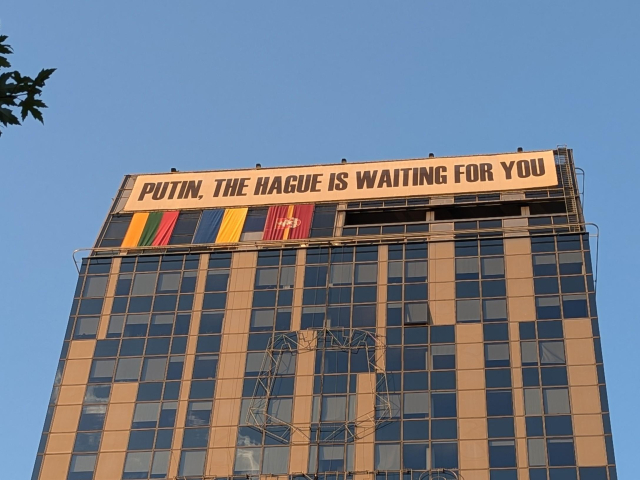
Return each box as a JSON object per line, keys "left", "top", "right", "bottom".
{"left": 123, "top": 151, "right": 558, "bottom": 212}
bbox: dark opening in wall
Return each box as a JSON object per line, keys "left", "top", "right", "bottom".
{"left": 528, "top": 200, "right": 567, "bottom": 215}
{"left": 345, "top": 208, "right": 428, "bottom": 226}
{"left": 433, "top": 203, "right": 522, "bottom": 221}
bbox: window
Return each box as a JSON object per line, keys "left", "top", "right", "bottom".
{"left": 73, "top": 317, "right": 99, "bottom": 339}
{"left": 68, "top": 454, "right": 97, "bottom": 480}
{"left": 404, "top": 443, "right": 429, "bottom": 470}
{"left": 489, "top": 440, "right": 516, "bottom": 468}
{"left": 486, "top": 390, "right": 513, "bottom": 417}
{"left": 169, "top": 211, "right": 200, "bottom": 245}
{"left": 262, "top": 446, "right": 289, "bottom": 474}
{"left": 179, "top": 450, "right": 206, "bottom": 476}
{"left": 310, "top": 204, "right": 336, "bottom": 238}
{"left": 78, "top": 405, "right": 106, "bottom": 431}
{"left": 543, "top": 388, "right": 570, "bottom": 414}
{"left": 240, "top": 208, "right": 268, "bottom": 241}
{"left": 547, "top": 438, "right": 576, "bottom": 466}
{"left": 375, "top": 444, "right": 400, "bottom": 470}
{"left": 99, "top": 214, "right": 132, "bottom": 247}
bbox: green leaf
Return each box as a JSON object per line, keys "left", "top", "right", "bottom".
{"left": 0, "top": 106, "right": 21, "bottom": 126}
{"left": 0, "top": 57, "right": 11, "bottom": 69}
{"left": 34, "top": 68, "right": 56, "bottom": 85}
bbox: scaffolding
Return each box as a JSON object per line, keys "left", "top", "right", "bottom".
{"left": 245, "top": 327, "right": 392, "bottom": 445}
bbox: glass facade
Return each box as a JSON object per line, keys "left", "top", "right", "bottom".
{"left": 32, "top": 149, "right": 617, "bottom": 480}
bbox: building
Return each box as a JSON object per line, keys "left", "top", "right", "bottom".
{"left": 32, "top": 148, "right": 617, "bottom": 480}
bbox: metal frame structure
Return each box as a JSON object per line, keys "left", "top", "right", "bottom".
{"left": 245, "top": 327, "right": 392, "bottom": 445}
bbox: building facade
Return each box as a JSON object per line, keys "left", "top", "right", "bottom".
{"left": 32, "top": 148, "right": 616, "bottom": 480}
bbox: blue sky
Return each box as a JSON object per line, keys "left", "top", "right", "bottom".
{"left": 1, "top": 1, "right": 638, "bottom": 477}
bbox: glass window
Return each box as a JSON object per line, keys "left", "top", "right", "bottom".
{"left": 489, "top": 440, "right": 516, "bottom": 468}
{"left": 533, "top": 254, "right": 557, "bottom": 276}
{"left": 132, "top": 403, "right": 160, "bottom": 429}
{"left": 457, "top": 299, "right": 480, "bottom": 322}
{"left": 186, "top": 401, "right": 213, "bottom": 427}
{"left": 262, "top": 446, "right": 289, "bottom": 474}
{"left": 521, "top": 341, "right": 538, "bottom": 365}
{"left": 115, "top": 357, "right": 142, "bottom": 382}
{"left": 455, "top": 258, "right": 479, "bottom": 280}
{"left": 539, "top": 341, "right": 565, "bottom": 364}
{"left": 89, "top": 359, "right": 115, "bottom": 383}
{"left": 141, "top": 357, "right": 167, "bottom": 381}
{"left": 486, "top": 390, "right": 513, "bottom": 417}
{"left": 483, "top": 298, "right": 507, "bottom": 321}
{"left": 132, "top": 273, "right": 156, "bottom": 295}
{"left": 524, "top": 389, "right": 542, "bottom": 415}
{"left": 547, "top": 438, "right": 576, "bottom": 466}
{"left": 179, "top": 450, "right": 206, "bottom": 476}
{"left": 403, "top": 392, "right": 429, "bottom": 419}
{"left": 78, "top": 405, "right": 106, "bottom": 431}
{"left": 375, "top": 444, "right": 400, "bottom": 470}
{"left": 330, "top": 264, "right": 353, "bottom": 286}
{"left": 431, "top": 392, "right": 456, "bottom": 418}
{"left": 543, "top": 388, "right": 570, "bottom": 414}
{"left": 255, "top": 268, "right": 279, "bottom": 289}
{"left": 156, "top": 272, "right": 180, "bottom": 293}
{"left": 355, "top": 263, "right": 378, "bottom": 284}
{"left": 405, "top": 302, "right": 428, "bottom": 324}
{"left": 528, "top": 438, "right": 546, "bottom": 466}
{"left": 482, "top": 257, "right": 505, "bottom": 278}
{"left": 405, "top": 260, "right": 427, "bottom": 282}
{"left": 485, "top": 343, "right": 510, "bottom": 368}
{"left": 432, "top": 442, "right": 458, "bottom": 469}
{"left": 404, "top": 443, "right": 429, "bottom": 470}
{"left": 83, "top": 276, "right": 108, "bottom": 298}
{"left": 150, "top": 451, "right": 169, "bottom": 478}
{"left": 68, "top": 454, "right": 97, "bottom": 480}
{"left": 74, "top": 317, "right": 99, "bottom": 339}
{"left": 318, "top": 445, "right": 344, "bottom": 472}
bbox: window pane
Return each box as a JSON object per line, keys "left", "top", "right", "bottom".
{"left": 521, "top": 342, "right": 538, "bottom": 365}
{"left": 255, "top": 268, "right": 278, "bottom": 289}
{"left": 123, "top": 452, "right": 152, "bottom": 478}
{"left": 69, "top": 454, "right": 96, "bottom": 479}
{"left": 456, "top": 258, "right": 479, "bottom": 279}
{"left": 179, "top": 450, "right": 206, "bottom": 476}
{"left": 132, "top": 273, "right": 156, "bottom": 295}
{"left": 540, "top": 341, "right": 565, "bottom": 364}
{"left": 83, "top": 276, "right": 108, "bottom": 297}
{"left": 157, "top": 272, "right": 180, "bottom": 293}
{"left": 141, "top": 357, "right": 167, "bottom": 381}
{"left": 235, "top": 448, "right": 262, "bottom": 474}
{"left": 405, "top": 260, "right": 427, "bottom": 282}
{"left": 528, "top": 438, "right": 546, "bottom": 466}
{"left": 376, "top": 444, "right": 400, "bottom": 470}
{"left": 543, "top": 388, "right": 570, "bottom": 414}
{"left": 355, "top": 263, "right": 378, "bottom": 284}
{"left": 484, "top": 299, "right": 507, "bottom": 321}
{"left": 132, "top": 403, "right": 160, "bottom": 428}
{"left": 404, "top": 392, "right": 429, "bottom": 418}
{"left": 262, "top": 446, "right": 289, "bottom": 474}
{"left": 330, "top": 264, "right": 353, "bottom": 286}
{"left": 482, "top": 257, "right": 505, "bottom": 278}
{"left": 457, "top": 299, "right": 480, "bottom": 322}
{"left": 405, "top": 302, "right": 428, "bottom": 324}
{"left": 524, "top": 389, "right": 542, "bottom": 415}
{"left": 115, "top": 358, "right": 142, "bottom": 382}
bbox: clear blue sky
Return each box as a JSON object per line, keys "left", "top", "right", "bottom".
{"left": 1, "top": 1, "right": 638, "bottom": 478}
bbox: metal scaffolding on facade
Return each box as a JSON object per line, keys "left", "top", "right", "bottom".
{"left": 245, "top": 327, "right": 393, "bottom": 445}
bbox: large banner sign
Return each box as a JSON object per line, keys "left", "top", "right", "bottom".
{"left": 123, "top": 151, "right": 558, "bottom": 212}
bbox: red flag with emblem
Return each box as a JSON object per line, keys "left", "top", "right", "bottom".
{"left": 262, "top": 204, "right": 314, "bottom": 240}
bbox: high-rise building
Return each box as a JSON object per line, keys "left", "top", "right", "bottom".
{"left": 32, "top": 148, "right": 616, "bottom": 480}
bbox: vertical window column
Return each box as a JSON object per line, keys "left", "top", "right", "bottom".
{"left": 208, "top": 251, "right": 257, "bottom": 477}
